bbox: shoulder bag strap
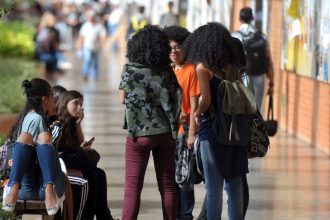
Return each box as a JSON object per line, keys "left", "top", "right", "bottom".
{"left": 267, "top": 95, "right": 274, "bottom": 121}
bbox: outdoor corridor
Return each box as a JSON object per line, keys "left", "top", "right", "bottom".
{"left": 54, "top": 47, "right": 330, "bottom": 220}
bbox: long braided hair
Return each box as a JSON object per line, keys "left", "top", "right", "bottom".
{"left": 7, "top": 78, "right": 52, "bottom": 141}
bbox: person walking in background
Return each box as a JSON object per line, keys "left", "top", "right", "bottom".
{"left": 159, "top": 1, "right": 179, "bottom": 28}
{"left": 76, "top": 11, "right": 107, "bottom": 82}
{"left": 119, "top": 25, "right": 182, "bottom": 220}
{"left": 164, "top": 25, "right": 200, "bottom": 220}
{"left": 183, "top": 22, "right": 249, "bottom": 220}
{"left": 127, "top": 5, "right": 149, "bottom": 39}
{"left": 35, "top": 11, "right": 62, "bottom": 79}
{"left": 232, "top": 7, "right": 274, "bottom": 109}
{"left": 2, "top": 78, "right": 65, "bottom": 216}
{"left": 107, "top": 3, "right": 124, "bottom": 34}
{"left": 66, "top": 3, "right": 80, "bottom": 49}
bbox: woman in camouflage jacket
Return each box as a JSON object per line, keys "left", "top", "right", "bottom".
{"left": 119, "top": 25, "right": 182, "bottom": 220}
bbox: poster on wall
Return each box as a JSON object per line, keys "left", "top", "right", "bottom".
{"left": 283, "top": 0, "right": 329, "bottom": 83}
{"left": 283, "top": 0, "right": 316, "bottom": 77}
{"left": 316, "top": 1, "right": 330, "bottom": 83}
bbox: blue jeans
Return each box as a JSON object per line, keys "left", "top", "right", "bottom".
{"left": 252, "top": 74, "right": 265, "bottom": 109}
{"left": 8, "top": 142, "right": 65, "bottom": 199}
{"left": 83, "top": 49, "right": 98, "bottom": 80}
{"left": 200, "top": 140, "right": 243, "bottom": 220}
{"left": 179, "top": 188, "right": 194, "bottom": 220}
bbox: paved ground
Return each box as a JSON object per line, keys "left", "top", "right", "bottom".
{"left": 23, "top": 46, "right": 330, "bottom": 220}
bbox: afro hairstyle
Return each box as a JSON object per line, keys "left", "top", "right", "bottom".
{"left": 126, "top": 25, "right": 171, "bottom": 67}
{"left": 231, "top": 36, "right": 246, "bottom": 69}
{"left": 183, "top": 22, "right": 234, "bottom": 74}
{"left": 164, "top": 25, "right": 190, "bottom": 45}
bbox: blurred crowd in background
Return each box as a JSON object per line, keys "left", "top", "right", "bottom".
{"left": 0, "top": 0, "right": 234, "bottom": 114}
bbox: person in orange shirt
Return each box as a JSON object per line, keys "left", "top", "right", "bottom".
{"left": 164, "top": 25, "right": 200, "bottom": 220}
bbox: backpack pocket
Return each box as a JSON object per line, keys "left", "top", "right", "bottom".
{"left": 212, "top": 112, "right": 251, "bottom": 146}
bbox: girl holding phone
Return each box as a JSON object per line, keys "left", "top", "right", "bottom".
{"left": 55, "top": 90, "right": 116, "bottom": 220}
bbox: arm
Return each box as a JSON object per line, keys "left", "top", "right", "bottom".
{"left": 158, "top": 74, "right": 182, "bottom": 140}
{"left": 99, "top": 35, "right": 107, "bottom": 49}
{"left": 76, "top": 122, "right": 85, "bottom": 146}
{"left": 194, "top": 64, "right": 212, "bottom": 124}
{"left": 50, "top": 121, "right": 62, "bottom": 147}
{"left": 99, "top": 25, "right": 107, "bottom": 49}
{"left": 187, "top": 95, "right": 198, "bottom": 149}
{"left": 119, "top": 89, "right": 125, "bottom": 104}
{"left": 266, "top": 46, "right": 275, "bottom": 95}
{"left": 76, "top": 35, "right": 83, "bottom": 51}
{"left": 74, "top": 107, "right": 85, "bottom": 146}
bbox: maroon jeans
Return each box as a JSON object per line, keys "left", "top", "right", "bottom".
{"left": 122, "top": 133, "right": 177, "bottom": 220}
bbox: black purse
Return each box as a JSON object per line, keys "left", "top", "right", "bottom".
{"left": 247, "top": 110, "right": 270, "bottom": 158}
{"left": 266, "top": 95, "right": 278, "bottom": 136}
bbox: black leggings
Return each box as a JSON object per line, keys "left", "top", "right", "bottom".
{"left": 60, "top": 147, "right": 112, "bottom": 220}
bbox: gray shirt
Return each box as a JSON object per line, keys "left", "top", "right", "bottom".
{"left": 159, "top": 13, "right": 179, "bottom": 27}
{"left": 20, "top": 112, "right": 48, "bottom": 143}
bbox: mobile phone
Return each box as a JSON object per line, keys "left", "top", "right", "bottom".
{"left": 86, "top": 137, "right": 95, "bottom": 145}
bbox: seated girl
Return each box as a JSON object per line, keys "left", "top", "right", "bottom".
{"left": 55, "top": 90, "right": 116, "bottom": 220}
{"left": 2, "top": 78, "right": 65, "bottom": 216}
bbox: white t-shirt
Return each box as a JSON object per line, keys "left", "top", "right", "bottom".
{"left": 79, "top": 21, "right": 106, "bottom": 51}
{"left": 232, "top": 23, "right": 267, "bottom": 42}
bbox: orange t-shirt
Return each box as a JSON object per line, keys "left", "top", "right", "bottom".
{"left": 174, "top": 63, "right": 200, "bottom": 134}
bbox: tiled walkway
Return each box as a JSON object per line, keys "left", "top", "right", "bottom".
{"left": 57, "top": 48, "right": 330, "bottom": 220}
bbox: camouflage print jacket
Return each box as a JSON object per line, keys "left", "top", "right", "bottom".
{"left": 119, "top": 62, "right": 182, "bottom": 139}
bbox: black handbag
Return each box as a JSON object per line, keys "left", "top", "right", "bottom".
{"left": 175, "top": 133, "right": 195, "bottom": 191}
{"left": 266, "top": 95, "right": 278, "bottom": 136}
{"left": 247, "top": 110, "right": 270, "bottom": 158}
{"left": 175, "top": 124, "right": 203, "bottom": 191}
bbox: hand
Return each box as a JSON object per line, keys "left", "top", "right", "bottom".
{"left": 186, "top": 134, "right": 196, "bottom": 150}
{"left": 81, "top": 141, "right": 92, "bottom": 150}
{"left": 76, "top": 108, "right": 84, "bottom": 124}
{"left": 81, "top": 136, "right": 94, "bottom": 150}
{"left": 267, "top": 82, "right": 274, "bottom": 95}
{"left": 194, "top": 113, "right": 201, "bottom": 126}
{"left": 179, "top": 112, "right": 188, "bottom": 124}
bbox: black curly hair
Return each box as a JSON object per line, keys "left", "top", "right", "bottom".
{"left": 126, "top": 25, "right": 171, "bottom": 67}
{"left": 240, "top": 7, "right": 254, "bottom": 24}
{"left": 183, "top": 22, "right": 234, "bottom": 74}
{"left": 164, "top": 25, "right": 190, "bottom": 45}
{"left": 231, "top": 36, "right": 246, "bottom": 69}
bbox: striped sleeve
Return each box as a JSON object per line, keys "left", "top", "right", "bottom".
{"left": 50, "top": 121, "right": 62, "bottom": 146}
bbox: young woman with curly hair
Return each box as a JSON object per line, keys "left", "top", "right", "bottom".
{"left": 164, "top": 25, "right": 200, "bottom": 220}
{"left": 183, "top": 22, "right": 249, "bottom": 220}
{"left": 119, "top": 25, "right": 182, "bottom": 220}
